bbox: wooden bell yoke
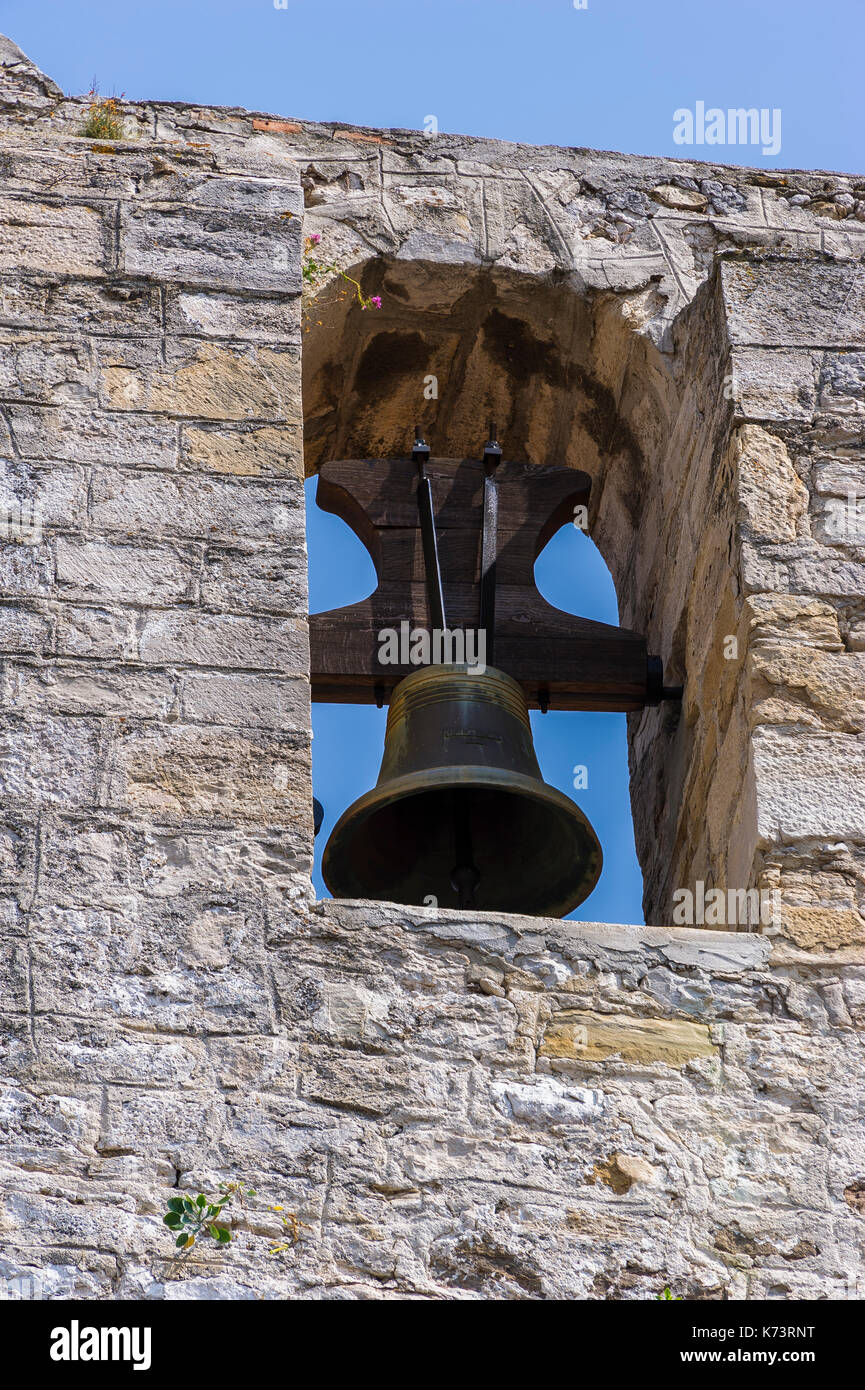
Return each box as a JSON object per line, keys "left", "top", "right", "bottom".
{"left": 309, "top": 427, "right": 682, "bottom": 713}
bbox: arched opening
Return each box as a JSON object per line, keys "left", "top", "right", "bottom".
{"left": 306, "top": 473, "right": 644, "bottom": 922}
{"left": 302, "top": 250, "right": 697, "bottom": 924}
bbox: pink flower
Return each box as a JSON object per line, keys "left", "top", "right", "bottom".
{"left": 369, "top": 295, "right": 382, "bottom": 309}
{"left": 308, "top": 233, "right": 321, "bottom": 245}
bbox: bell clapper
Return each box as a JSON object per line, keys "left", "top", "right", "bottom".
{"left": 449, "top": 788, "right": 480, "bottom": 910}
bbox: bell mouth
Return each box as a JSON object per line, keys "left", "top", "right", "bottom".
{"left": 321, "top": 764, "right": 602, "bottom": 919}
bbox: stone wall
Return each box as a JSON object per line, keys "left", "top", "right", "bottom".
{"left": 0, "top": 35, "right": 863, "bottom": 1300}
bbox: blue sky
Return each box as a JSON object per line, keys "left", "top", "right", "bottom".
{"left": 6, "top": 1, "right": 857, "bottom": 922}
{"left": 5, "top": 0, "right": 862, "bottom": 171}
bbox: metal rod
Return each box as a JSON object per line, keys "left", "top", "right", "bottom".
{"left": 412, "top": 425, "right": 446, "bottom": 633}
{"left": 479, "top": 421, "right": 502, "bottom": 668}
{"left": 450, "top": 789, "right": 479, "bottom": 910}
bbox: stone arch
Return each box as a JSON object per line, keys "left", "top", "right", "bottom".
{"left": 302, "top": 249, "right": 736, "bottom": 924}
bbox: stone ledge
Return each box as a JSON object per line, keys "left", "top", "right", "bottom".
{"left": 314, "top": 900, "right": 865, "bottom": 971}
{"left": 314, "top": 899, "right": 773, "bottom": 967}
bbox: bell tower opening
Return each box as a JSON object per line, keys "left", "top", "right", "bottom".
{"left": 302, "top": 250, "right": 695, "bottom": 925}
{"left": 306, "top": 467, "right": 644, "bottom": 923}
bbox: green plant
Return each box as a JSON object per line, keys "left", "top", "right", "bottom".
{"left": 162, "top": 1183, "right": 310, "bottom": 1261}
{"left": 302, "top": 233, "right": 381, "bottom": 312}
{"left": 162, "top": 1183, "right": 255, "bottom": 1253}
{"left": 656, "top": 1286, "right": 683, "bottom": 1300}
{"left": 81, "top": 88, "right": 125, "bottom": 141}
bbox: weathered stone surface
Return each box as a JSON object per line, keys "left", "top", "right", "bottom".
{"left": 540, "top": 1009, "right": 718, "bottom": 1065}
{"left": 5, "top": 404, "right": 178, "bottom": 470}
{"left": 121, "top": 197, "right": 302, "bottom": 293}
{"left": 0, "top": 198, "right": 106, "bottom": 276}
{"left": 181, "top": 424, "right": 303, "bottom": 478}
{"left": 89, "top": 468, "right": 301, "bottom": 543}
{"left": 137, "top": 612, "right": 307, "bottom": 670}
{"left": 753, "top": 727, "right": 865, "bottom": 841}
{"left": 98, "top": 340, "right": 301, "bottom": 421}
{"left": 736, "top": 424, "right": 809, "bottom": 542}
{"left": 55, "top": 538, "right": 195, "bottom": 604}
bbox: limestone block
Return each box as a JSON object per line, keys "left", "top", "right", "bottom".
{"left": 0, "top": 458, "right": 87, "bottom": 529}
{"left": 785, "top": 545, "right": 865, "bottom": 598}
{"left": 181, "top": 423, "right": 303, "bottom": 478}
{"left": 35, "top": 819, "right": 141, "bottom": 909}
{"left": 735, "top": 424, "right": 808, "bottom": 542}
{"left": 97, "top": 339, "right": 301, "bottom": 422}
{"left": 0, "top": 147, "right": 142, "bottom": 199}
{"left": 752, "top": 727, "right": 865, "bottom": 842}
{"left": 3, "top": 663, "right": 176, "bottom": 720}
{"left": 0, "top": 334, "right": 93, "bottom": 404}
{"left": 493, "top": 1078, "right": 605, "bottom": 1128}
{"left": 35, "top": 819, "right": 308, "bottom": 907}
{"left": 298, "top": 1050, "right": 437, "bottom": 1119}
{"left": 0, "top": 275, "right": 161, "bottom": 334}
{"left": 137, "top": 611, "right": 307, "bottom": 671}
{"left": 105, "top": 722, "right": 311, "bottom": 825}
{"left": 746, "top": 594, "right": 843, "bottom": 650}
{"left": 199, "top": 543, "right": 308, "bottom": 615}
{"left": 0, "top": 944, "right": 29, "bottom": 1012}
{"left": 0, "top": 198, "right": 106, "bottom": 276}
{"left": 55, "top": 538, "right": 195, "bottom": 604}
{"left": 744, "top": 539, "right": 865, "bottom": 599}
{"left": 180, "top": 672, "right": 309, "bottom": 729}
{"left": 731, "top": 347, "right": 818, "bottom": 421}
{"left": 540, "top": 1009, "right": 718, "bottom": 1065}
{"left": 780, "top": 906, "right": 865, "bottom": 950}
{"left": 167, "top": 290, "right": 302, "bottom": 343}
{"left": 0, "top": 542, "right": 53, "bottom": 597}
{"left": 722, "top": 260, "right": 865, "bottom": 347}
{"left": 818, "top": 351, "right": 865, "bottom": 417}
{"left": 121, "top": 200, "right": 302, "bottom": 293}
{"left": 98, "top": 1089, "right": 225, "bottom": 1172}
{"left": 180, "top": 175, "right": 301, "bottom": 214}
{"left": 0, "top": 605, "right": 50, "bottom": 655}
{"left": 6, "top": 403, "right": 178, "bottom": 470}
{"left": 812, "top": 458, "right": 865, "bottom": 497}
{"left": 0, "top": 715, "right": 100, "bottom": 809}
{"left": 0, "top": 1089, "right": 104, "bottom": 1178}
{"left": 29, "top": 903, "right": 276, "bottom": 1034}
{"left": 89, "top": 467, "right": 303, "bottom": 543}
{"left": 751, "top": 648, "right": 865, "bottom": 731}
{"left": 0, "top": 1013, "right": 36, "bottom": 1074}
{"left": 139, "top": 828, "right": 311, "bottom": 900}
{"left": 0, "top": 815, "right": 37, "bottom": 901}
{"left": 53, "top": 606, "right": 136, "bottom": 660}
{"left": 33, "top": 1015, "right": 211, "bottom": 1088}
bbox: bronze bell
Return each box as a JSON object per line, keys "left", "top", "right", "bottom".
{"left": 321, "top": 663, "right": 602, "bottom": 917}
